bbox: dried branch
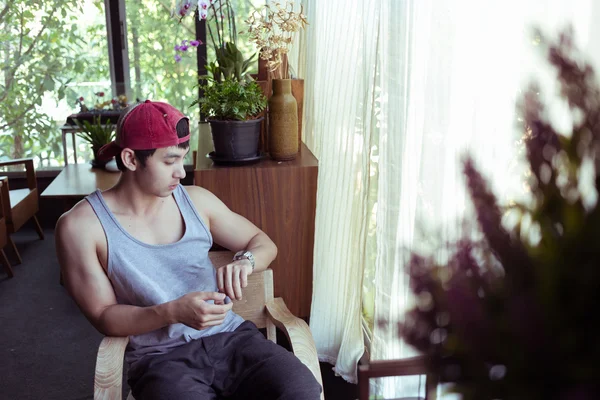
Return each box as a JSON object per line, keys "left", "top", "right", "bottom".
{"left": 245, "top": 1, "right": 307, "bottom": 80}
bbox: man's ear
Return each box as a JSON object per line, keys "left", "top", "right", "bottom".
{"left": 121, "top": 148, "right": 138, "bottom": 171}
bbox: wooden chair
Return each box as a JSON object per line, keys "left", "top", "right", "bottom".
{"left": 94, "top": 251, "right": 325, "bottom": 400}
{"left": 0, "top": 180, "right": 13, "bottom": 278}
{"left": 0, "top": 158, "right": 44, "bottom": 264}
{"left": 358, "top": 356, "right": 438, "bottom": 400}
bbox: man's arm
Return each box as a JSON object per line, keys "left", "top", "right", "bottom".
{"left": 186, "top": 186, "right": 278, "bottom": 300}
{"left": 55, "top": 205, "right": 232, "bottom": 337}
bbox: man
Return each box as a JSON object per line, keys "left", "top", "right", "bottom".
{"left": 55, "top": 100, "right": 321, "bottom": 400}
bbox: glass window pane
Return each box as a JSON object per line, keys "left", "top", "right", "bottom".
{"left": 205, "top": 0, "right": 266, "bottom": 76}
{"left": 0, "top": 0, "right": 110, "bottom": 169}
{"left": 125, "top": 0, "right": 201, "bottom": 162}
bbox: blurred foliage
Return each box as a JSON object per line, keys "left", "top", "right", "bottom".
{"left": 0, "top": 0, "right": 88, "bottom": 166}
{"left": 400, "top": 28, "right": 600, "bottom": 399}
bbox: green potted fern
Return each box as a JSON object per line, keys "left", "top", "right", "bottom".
{"left": 74, "top": 116, "right": 115, "bottom": 168}
{"left": 193, "top": 64, "right": 266, "bottom": 162}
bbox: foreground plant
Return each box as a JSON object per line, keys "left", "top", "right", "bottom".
{"left": 400, "top": 27, "right": 600, "bottom": 400}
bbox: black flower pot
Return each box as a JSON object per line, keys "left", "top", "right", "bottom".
{"left": 91, "top": 145, "right": 109, "bottom": 169}
{"left": 209, "top": 118, "right": 263, "bottom": 161}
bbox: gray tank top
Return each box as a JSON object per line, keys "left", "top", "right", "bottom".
{"left": 86, "top": 185, "right": 244, "bottom": 365}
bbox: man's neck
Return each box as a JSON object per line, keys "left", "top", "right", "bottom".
{"left": 106, "top": 176, "right": 170, "bottom": 218}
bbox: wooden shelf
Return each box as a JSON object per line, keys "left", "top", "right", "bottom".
{"left": 194, "top": 143, "right": 318, "bottom": 318}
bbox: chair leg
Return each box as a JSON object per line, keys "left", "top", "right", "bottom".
{"left": 0, "top": 249, "right": 13, "bottom": 278}
{"left": 33, "top": 215, "right": 44, "bottom": 240}
{"left": 8, "top": 236, "right": 22, "bottom": 265}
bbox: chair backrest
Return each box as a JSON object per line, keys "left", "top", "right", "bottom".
{"left": 0, "top": 179, "right": 6, "bottom": 247}
{"left": 208, "top": 251, "right": 276, "bottom": 342}
{"left": 0, "top": 177, "right": 9, "bottom": 225}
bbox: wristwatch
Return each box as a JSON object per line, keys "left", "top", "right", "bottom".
{"left": 233, "top": 250, "right": 255, "bottom": 271}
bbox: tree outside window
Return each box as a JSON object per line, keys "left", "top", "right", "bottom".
{"left": 0, "top": 0, "right": 265, "bottom": 169}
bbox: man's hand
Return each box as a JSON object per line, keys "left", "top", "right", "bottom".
{"left": 171, "top": 292, "right": 233, "bottom": 330}
{"left": 216, "top": 259, "right": 253, "bottom": 301}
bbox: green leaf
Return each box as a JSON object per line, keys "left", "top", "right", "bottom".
{"left": 42, "top": 75, "right": 55, "bottom": 91}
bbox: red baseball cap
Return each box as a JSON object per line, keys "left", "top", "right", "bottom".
{"left": 98, "top": 100, "right": 190, "bottom": 162}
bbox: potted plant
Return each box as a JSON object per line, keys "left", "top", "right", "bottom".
{"left": 192, "top": 71, "right": 267, "bottom": 161}
{"left": 175, "top": 0, "right": 267, "bottom": 162}
{"left": 74, "top": 116, "right": 115, "bottom": 168}
{"left": 245, "top": 2, "right": 308, "bottom": 160}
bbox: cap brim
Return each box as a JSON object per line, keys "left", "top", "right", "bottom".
{"left": 97, "top": 141, "right": 121, "bottom": 162}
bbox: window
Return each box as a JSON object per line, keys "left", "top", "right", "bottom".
{"left": 125, "top": 0, "right": 266, "bottom": 163}
{"left": 0, "top": 0, "right": 109, "bottom": 168}
{"left": 125, "top": 0, "right": 201, "bottom": 161}
{"left": 0, "top": 0, "right": 266, "bottom": 169}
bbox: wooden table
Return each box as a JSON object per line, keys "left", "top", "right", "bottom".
{"left": 41, "top": 164, "right": 121, "bottom": 199}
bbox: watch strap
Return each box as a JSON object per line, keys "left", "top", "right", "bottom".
{"left": 234, "top": 250, "right": 255, "bottom": 271}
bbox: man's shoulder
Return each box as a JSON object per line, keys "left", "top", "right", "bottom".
{"left": 182, "top": 185, "right": 218, "bottom": 203}
{"left": 182, "top": 184, "right": 209, "bottom": 196}
{"left": 56, "top": 199, "right": 101, "bottom": 239}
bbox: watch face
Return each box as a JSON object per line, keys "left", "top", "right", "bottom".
{"left": 233, "top": 251, "right": 254, "bottom": 269}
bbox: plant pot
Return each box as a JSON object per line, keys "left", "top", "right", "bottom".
{"left": 91, "top": 144, "right": 109, "bottom": 169}
{"left": 269, "top": 79, "right": 298, "bottom": 161}
{"left": 209, "top": 118, "right": 264, "bottom": 161}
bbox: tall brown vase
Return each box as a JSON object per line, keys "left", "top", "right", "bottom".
{"left": 269, "top": 79, "right": 298, "bottom": 161}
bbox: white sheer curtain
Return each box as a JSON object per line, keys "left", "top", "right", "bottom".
{"left": 296, "top": 0, "right": 383, "bottom": 383}
{"left": 295, "top": 0, "right": 600, "bottom": 391}
{"left": 373, "top": 1, "right": 600, "bottom": 394}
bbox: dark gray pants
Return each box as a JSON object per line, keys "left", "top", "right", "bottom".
{"left": 128, "top": 321, "right": 322, "bottom": 400}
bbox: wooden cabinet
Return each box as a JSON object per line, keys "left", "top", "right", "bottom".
{"left": 194, "top": 143, "right": 318, "bottom": 318}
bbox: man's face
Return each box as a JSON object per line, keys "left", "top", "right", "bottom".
{"left": 135, "top": 146, "right": 189, "bottom": 197}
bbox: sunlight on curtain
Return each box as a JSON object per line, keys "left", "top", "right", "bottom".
{"left": 297, "top": 0, "right": 600, "bottom": 392}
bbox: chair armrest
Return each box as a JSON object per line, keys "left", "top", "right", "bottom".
{"left": 266, "top": 297, "right": 324, "bottom": 400}
{"left": 0, "top": 158, "right": 36, "bottom": 190}
{"left": 94, "top": 336, "right": 129, "bottom": 400}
